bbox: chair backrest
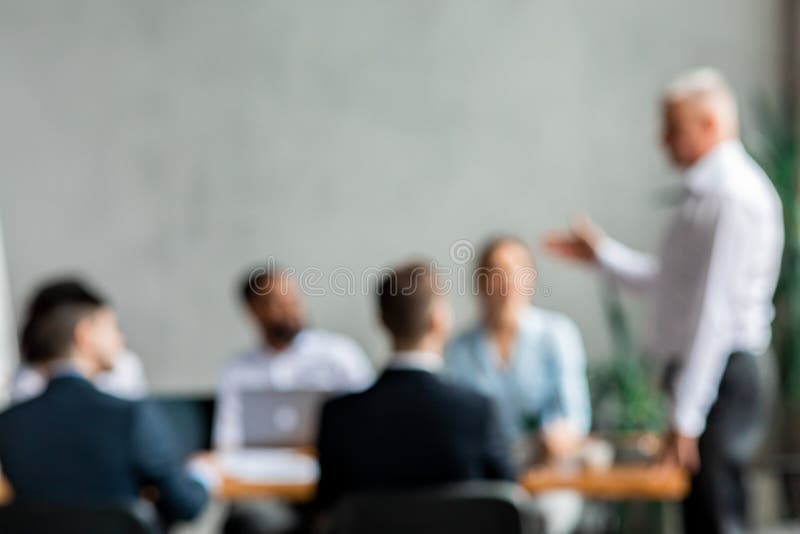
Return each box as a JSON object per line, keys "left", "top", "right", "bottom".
{"left": 151, "top": 394, "right": 216, "bottom": 459}
{"left": 333, "top": 481, "right": 539, "bottom": 534}
{"left": 0, "top": 500, "right": 161, "bottom": 534}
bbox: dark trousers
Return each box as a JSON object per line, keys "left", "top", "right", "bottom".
{"left": 677, "top": 351, "right": 769, "bottom": 534}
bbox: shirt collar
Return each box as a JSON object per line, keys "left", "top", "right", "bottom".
{"left": 49, "top": 360, "right": 84, "bottom": 379}
{"left": 387, "top": 351, "right": 443, "bottom": 373}
{"left": 684, "top": 139, "right": 743, "bottom": 194}
{"left": 480, "top": 305, "right": 541, "bottom": 368}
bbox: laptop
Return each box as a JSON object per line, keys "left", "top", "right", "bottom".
{"left": 240, "top": 390, "right": 341, "bottom": 448}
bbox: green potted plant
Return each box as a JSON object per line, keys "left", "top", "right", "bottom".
{"left": 589, "top": 285, "right": 667, "bottom": 456}
{"left": 752, "top": 97, "right": 800, "bottom": 516}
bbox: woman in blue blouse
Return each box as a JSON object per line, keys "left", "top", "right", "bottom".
{"left": 445, "top": 237, "right": 591, "bottom": 462}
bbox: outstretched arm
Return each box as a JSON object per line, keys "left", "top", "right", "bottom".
{"left": 543, "top": 214, "right": 658, "bottom": 293}
{"left": 595, "top": 237, "right": 659, "bottom": 292}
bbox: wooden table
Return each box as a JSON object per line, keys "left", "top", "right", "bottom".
{"left": 217, "top": 476, "right": 317, "bottom": 503}
{"left": 519, "top": 464, "right": 689, "bottom": 501}
{"left": 0, "top": 457, "right": 689, "bottom": 505}
{"left": 210, "top": 455, "right": 689, "bottom": 502}
{"left": 0, "top": 477, "right": 10, "bottom": 504}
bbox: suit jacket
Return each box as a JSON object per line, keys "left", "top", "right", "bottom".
{"left": 315, "top": 368, "right": 514, "bottom": 509}
{"left": 0, "top": 375, "right": 207, "bottom": 523}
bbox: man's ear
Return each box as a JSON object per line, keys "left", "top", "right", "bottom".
{"left": 72, "top": 316, "right": 94, "bottom": 350}
{"left": 428, "top": 299, "right": 451, "bottom": 336}
{"left": 427, "top": 304, "right": 441, "bottom": 334}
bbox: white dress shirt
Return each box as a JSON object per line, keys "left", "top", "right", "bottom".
{"left": 213, "top": 329, "right": 375, "bottom": 449}
{"left": 387, "top": 350, "right": 444, "bottom": 373}
{"left": 10, "top": 349, "right": 149, "bottom": 403}
{"left": 596, "top": 140, "right": 783, "bottom": 437}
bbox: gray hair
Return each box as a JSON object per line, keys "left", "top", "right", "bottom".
{"left": 663, "top": 68, "right": 739, "bottom": 136}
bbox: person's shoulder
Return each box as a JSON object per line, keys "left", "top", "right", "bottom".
{"left": 6, "top": 379, "right": 134, "bottom": 421}
{"left": 303, "top": 329, "right": 369, "bottom": 364}
{"left": 444, "top": 325, "right": 481, "bottom": 357}
{"left": 518, "top": 306, "right": 578, "bottom": 341}
{"left": 434, "top": 373, "right": 491, "bottom": 409}
{"left": 305, "top": 329, "right": 360, "bottom": 350}
{"left": 529, "top": 306, "right": 580, "bottom": 332}
{"left": 713, "top": 178, "right": 780, "bottom": 228}
{"left": 713, "top": 147, "right": 778, "bottom": 212}
{"left": 216, "top": 348, "right": 264, "bottom": 390}
{"left": 526, "top": 305, "right": 564, "bottom": 323}
{"left": 84, "top": 382, "right": 138, "bottom": 415}
{"left": 220, "top": 346, "right": 264, "bottom": 375}
{"left": 319, "top": 389, "right": 366, "bottom": 421}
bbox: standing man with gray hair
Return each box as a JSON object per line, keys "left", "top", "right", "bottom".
{"left": 544, "top": 69, "right": 784, "bottom": 533}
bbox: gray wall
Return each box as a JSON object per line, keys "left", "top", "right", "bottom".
{"left": 0, "top": 0, "right": 783, "bottom": 392}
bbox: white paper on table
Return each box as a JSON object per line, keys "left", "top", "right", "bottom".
{"left": 217, "top": 448, "right": 319, "bottom": 484}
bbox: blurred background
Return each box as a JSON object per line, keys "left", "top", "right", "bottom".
{"left": 1, "top": 2, "right": 799, "bottom": 533}
{"left": 1, "top": 0, "right": 793, "bottom": 393}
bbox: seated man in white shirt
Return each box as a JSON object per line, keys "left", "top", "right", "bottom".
{"left": 213, "top": 264, "right": 375, "bottom": 449}
{"left": 10, "top": 279, "right": 148, "bottom": 403}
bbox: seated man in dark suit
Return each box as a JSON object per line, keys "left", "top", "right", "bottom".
{"left": 315, "top": 261, "right": 514, "bottom": 510}
{"left": 0, "top": 281, "right": 210, "bottom": 525}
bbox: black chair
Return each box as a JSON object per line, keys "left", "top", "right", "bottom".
{"left": 332, "top": 481, "right": 541, "bottom": 534}
{"left": 150, "top": 394, "right": 216, "bottom": 459}
{"left": 0, "top": 500, "right": 162, "bottom": 534}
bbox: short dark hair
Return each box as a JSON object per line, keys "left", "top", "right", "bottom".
{"left": 377, "top": 262, "right": 439, "bottom": 345}
{"left": 25, "top": 279, "right": 105, "bottom": 319}
{"left": 239, "top": 265, "right": 285, "bottom": 304}
{"left": 20, "top": 279, "right": 107, "bottom": 364}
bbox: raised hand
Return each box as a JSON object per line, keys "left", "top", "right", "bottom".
{"left": 541, "top": 214, "right": 603, "bottom": 265}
